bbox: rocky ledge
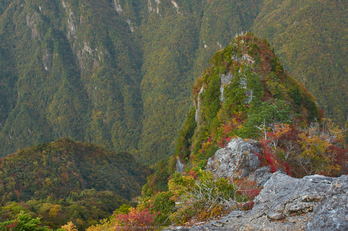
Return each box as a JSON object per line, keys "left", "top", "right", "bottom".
{"left": 169, "top": 172, "right": 348, "bottom": 231}
{"left": 171, "top": 138, "right": 348, "bottom": 231}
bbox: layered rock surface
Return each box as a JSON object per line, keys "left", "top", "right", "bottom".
{"left": 169, "top": 172, "right": 348, "bottom": 231}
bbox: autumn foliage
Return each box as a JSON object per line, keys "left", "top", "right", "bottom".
{"left": 0, "top": 139, "right": 151, "bottom": 230}
{"left": 258, "top": 120, "right": 347, "bottom": 177}
{"left": 142, "top": 33, "right": 347, "bottom": 229}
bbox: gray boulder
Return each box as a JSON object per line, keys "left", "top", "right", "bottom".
{"left": 206, "top": 138, "right": 261, "bottom": 180}
{"left": 247, "top": 166, "right": 273, "bottom": 187}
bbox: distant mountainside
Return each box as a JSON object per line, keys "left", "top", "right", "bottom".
{"left": 253, "top": 0, "right": 348, "bottom": 125}
{"left": 0, "top": 0, "right": 346, "bottom": 164}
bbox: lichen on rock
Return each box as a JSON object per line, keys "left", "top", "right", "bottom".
{"left": 206, "top": 137, "right": 261, "bottom": 180}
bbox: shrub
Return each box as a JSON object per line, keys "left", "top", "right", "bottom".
{"left": 168, "top": 171, "right": 247, "bottom": 225}
{"left": 258, "top": 120, "right": 348, "bottom": 177}
{"left": 112, "top": 208, "right": 157, "bottom": 231}
{"left": 113, "top": 204, "right": 132, "bottom": 215}
{"left": 0, "top": 212, "right": 50, "bottom": 231}
{"left": 150, "top": 192, "right": 175, "bottom": 225}
{"left": 297, "top": 119, "right": 347, "bottom": 176}
{"left": 59, "top": 221, "right": 78, "bottom": 231}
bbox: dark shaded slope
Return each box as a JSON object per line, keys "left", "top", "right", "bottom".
{"left": 138, "top": 2, "right": 202, "bottom": 164}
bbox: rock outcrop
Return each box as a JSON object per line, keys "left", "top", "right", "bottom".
{"left": 169, "top": 172, "right": 348, "bottom": 231}
{"left": 206, "top": 138, "right": 261, "bottom": 180}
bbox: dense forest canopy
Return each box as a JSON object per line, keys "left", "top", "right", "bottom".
{"left": 0, "top": 138, "right": 151, "bottom": 230}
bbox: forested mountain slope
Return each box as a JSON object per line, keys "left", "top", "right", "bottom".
{"left": 176, "top": 32, "right": 323, "bottom": 171}
{"left": 253, "top": 0, "right": 348, "bottom": 125}
{"left": 0, "top": 138, "right": 150, "bottom": 229}
{"left": 0, "top": 138, "right": 150, "bottom": 202}
{"left": 0, "top": 0, "right": 346, "bottom": 164}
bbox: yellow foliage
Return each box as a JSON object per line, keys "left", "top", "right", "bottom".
{"left": 85, "top": 218, "right": 121, "bottom": 231}
{"left": 201, "top": 141, "right": 212, "bottom": 150}
{"left": 49, "top": 204, "right": 61, "bottom": 217}
{"left": 197, "top": 205, "right": 224, "bottom": 220}
{"left": 61, "top": 221, "right": 78, "bottom": 231}
{"left": 168, "top": 175, "right": 195, "bottom": 200}
{"left": 273, "top": 123, "right": 291, "bottom": 138}
{"left": 45, "top": 178, "right": 53, "bottom": 188}
{"left": 298, "top": 119, "right": 343, "bottom": 174}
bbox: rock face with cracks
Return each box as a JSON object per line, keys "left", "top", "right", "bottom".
{"left": 206, "top": 138, "right": 261, "bottom": 180}
{"left": 168, "top": 172, "right": 348, "bottom": 231}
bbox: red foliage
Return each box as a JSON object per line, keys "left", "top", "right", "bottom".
{"left": 187, "top": 170, "right": 198, "bottom": 180}
{"left": 328, "top": 145, "right": 348, "bottom": 176}
{"left": 6, "top": 220, "right": 18, "bottom": 229}
{"left": 260, "top": 138, "right": 277, "bottom": 173}
{"left": 254, "top": 152, "right": 261, "bottom": 160}
{"left": 260, "top": 130, "right": 294, "bottom": 175}
{"left": 114, "top": 208, "right": 157, "bottom": 231}
{"left": 283, "top": 162, "right": 291, "bottom": 175}
{"left": 264, "top": 153, "right": 277, "bottom": 173}
{"left": 241, "top": 201, "right": 255, "bottom": 210}
{"left": 281, "top": 125, "right": 301, "bottom": 142}
{"left": 223, "top": 123, "right": 233, "bottom": 136}
{"left": 236, "top": 179, "right": 260, "bottom": 201}
{"left": 225, "top": 137, "right": 232, "bottom": 143}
